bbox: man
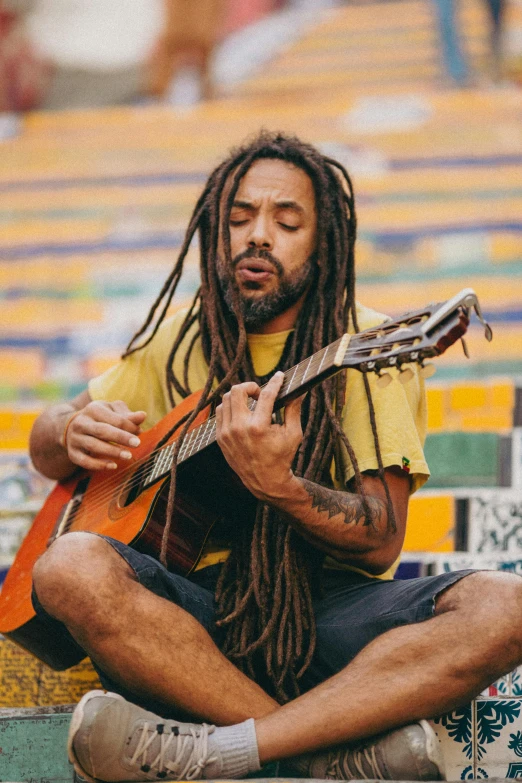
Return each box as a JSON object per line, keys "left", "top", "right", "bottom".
{"left": 30, "top": 132, "right": 522, "bottom": 782}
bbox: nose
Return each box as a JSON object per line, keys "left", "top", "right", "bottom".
{"left": 247, "top": 214, "right": 273, "bottom": 251}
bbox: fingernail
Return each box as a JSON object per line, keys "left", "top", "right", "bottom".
{"left": 108, "top": 463, "right": 118, "bottom": 470}
{"left": 129, "top": 437, "right": 140, "bottom": 447}
{"left": 120, "top": 450, "right": 132, "bottom": 460}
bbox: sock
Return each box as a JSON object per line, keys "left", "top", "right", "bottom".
{"left": 206, "top": 718, "right": 261, "bottom": 779}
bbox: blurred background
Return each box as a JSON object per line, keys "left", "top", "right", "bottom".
{"left": 0, "top": 0, "right": 522, "bottom": 634}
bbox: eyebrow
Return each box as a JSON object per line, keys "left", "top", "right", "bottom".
{"left": 232, "top": 199, "right": 305, "bottom": 214}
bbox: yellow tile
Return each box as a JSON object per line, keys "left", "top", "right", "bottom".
{"left": 404, "top": 495, "right": 455, "bottom": 552}
{"left": 427, "top": 388, "right": 444, "bottom": 430}
{"left": 459, "top": 412, "right": 513, "bottom": 431}
{"left": 0, "top": 636, "right": 100, "bottom": 708}
{"left": 0, "top": 436, "right": 30, "bottom": 450}
{"left": 491, "top": 382, "right": 514, "bottom": 410}
{"left": 0, "top": 411, "right": 14, "bottom": 431}
{"left": 489, "top": 233, "right": 522, "bottom": 263}
{"left": 450, "top": 384, "right": 488, "bottom": 411}
{"left": 17, "top": 412, "right": 39, "bottom": 433}
{"left": 0, "top": 350, "right": 45, "bottom": 385}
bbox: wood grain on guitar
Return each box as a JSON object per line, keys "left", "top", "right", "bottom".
{"left": 0, "top": 289, "right": 492, "bottom": 669}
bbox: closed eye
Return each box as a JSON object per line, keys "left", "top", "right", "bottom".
{"left": 279, "top": 223, "right": 299, "bottom": 231}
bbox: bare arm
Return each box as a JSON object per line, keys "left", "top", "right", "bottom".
{"left": 30, "top": 389, "right": 147, "bottom": 481}
{"left": 215, "top": 373, "right": 409, "bottom": 574}
{"left": 270, "top": 468, "right": 408, "bottom": 574}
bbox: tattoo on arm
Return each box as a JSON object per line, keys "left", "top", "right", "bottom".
{"left": 299, "top": 478, "right": 387, "bottom": 527}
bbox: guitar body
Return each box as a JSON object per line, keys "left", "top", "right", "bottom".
{"left": 0, "top": 390, "right": 256, "bottom": 669}
{"left": 0, "top": 288, "right": 484, "bottom": 670}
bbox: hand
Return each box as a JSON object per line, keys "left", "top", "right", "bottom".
{"left": 62, "top": 401, "right": 146, "bottom": 471}
{"left": 215, "top": 372, "right": 304, "bottom": 502}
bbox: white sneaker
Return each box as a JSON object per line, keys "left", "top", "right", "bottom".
{"left": 285, "top": 720, "right": 446, "bottom": 780}
{"left": 68, "top": 690, "right": 221, "bottom": 782}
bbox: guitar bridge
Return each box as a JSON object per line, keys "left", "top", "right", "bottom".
{"left": 47, "top": 476, "right": 90, "bottom": 547}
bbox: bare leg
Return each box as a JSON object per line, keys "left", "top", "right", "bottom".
{"left": 34, "top": 539, "right": 522, "bottom": 764}
{"left": 33, "top": 533, "right": 277, "bottom": 724}
{"left": 255, "top": 571, "right": 522, "bottom": 761}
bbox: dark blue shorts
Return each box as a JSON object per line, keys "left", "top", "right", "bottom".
{"left": 32, "top": 535, "right": 475, "bottom": 714}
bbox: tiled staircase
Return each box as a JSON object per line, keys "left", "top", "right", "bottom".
{"left": 0, "top": 0, "right": 521, "bottom": 780}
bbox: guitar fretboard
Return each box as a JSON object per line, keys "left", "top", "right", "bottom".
{"left": 142, "top": 336, "right": 345, "bottom": 488}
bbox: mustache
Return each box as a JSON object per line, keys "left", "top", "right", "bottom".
{"left": 231, "top": 248, "right": 284, "bottom": 277}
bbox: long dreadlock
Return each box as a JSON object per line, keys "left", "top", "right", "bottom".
{"left": 123, "top": 131, "right": 395, "bottom": 702}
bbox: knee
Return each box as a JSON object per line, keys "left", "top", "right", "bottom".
{"left": 438, "top": 570, "right": 522, "bottom": 663}
{"left": 33, "top": 533, "right": 129, "bottom": 616}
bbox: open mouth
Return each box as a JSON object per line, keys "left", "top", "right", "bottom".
{"left": 236, "top": 258, "right": 275, "bottom": 284}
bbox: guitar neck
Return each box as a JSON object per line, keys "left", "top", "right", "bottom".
{"left": 143, "top": 335, "right": 350, "bottom": 487}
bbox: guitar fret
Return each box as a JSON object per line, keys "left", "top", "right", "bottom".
{"left": 188, "top": 427, "right": 198, "bottom": 457}
{"left": 301, "top": 355, "right": 313, "bottom": 383}
{"left": 177, "top": 438, "right": 187, "bottom": 463}
{"left": 163, "top": 444, "right": 174, "bottom": 472}
{"left": 285, "top": 363, "right": 299, "bottom": 394}
{"left": 204, "top": 418, "right": 214, "bottom": 446}
{"left": 150, "top": 450, "right": 163, "bottom": 482}
{"left": 316, "top": 344, "right": 328, "bottom": 376}
{"left": 191, "top": 424, "right": 205, "bottom": 455}
{"left": 183, "top": 428, "right": 193, "bottom": 459}
{"left": 148, "top": 336, "right": 350, "bottom": 484}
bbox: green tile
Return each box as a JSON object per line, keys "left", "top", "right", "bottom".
{"left": 0, "top": 706, "right": 74, "bottom": 782}
{"left": 425, "top": 433, "right": 500, "bottom": 488}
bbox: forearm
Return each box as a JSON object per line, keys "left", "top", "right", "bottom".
{"left": 267, "top": 475, "right": 398, "bottom": 574}
{"left": 30, "top": 403, "right": 80, "bottom": 481}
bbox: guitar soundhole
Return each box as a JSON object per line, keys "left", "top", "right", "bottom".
{"left": 118, "top": 459, "right": 153, "bottom": 508}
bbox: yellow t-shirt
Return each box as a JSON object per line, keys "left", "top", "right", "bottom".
{"left": 89, "top": 304, "right": 429, "bottom": 577}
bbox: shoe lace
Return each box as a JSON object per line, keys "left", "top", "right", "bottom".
{"left": 326, "top": 744, "right": 386, "bottom": 780}
{"left": 130, "top": 721, "right": 218, "bottom": 780}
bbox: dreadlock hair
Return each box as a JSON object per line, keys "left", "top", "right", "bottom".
{"left": 123, "top": 130, "right": 395, "bottom": 702}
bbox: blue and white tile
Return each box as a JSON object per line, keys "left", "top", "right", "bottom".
{"left": 430, "top": 702, "right": 475, "bottom": 781}
{"left": 481, "top": 674, "right": 512, "bottom": 699}
{"left": 467, "top": 491, "right": 522, "bottom": 556}
{"left": 427, "top": 552, "right": 522, "bottom": 577}
{"left": 474, "top": 698, "right": 522, "bottom": 778}
{"left": 511, "top": 668, "right": 522, "bottom": 697}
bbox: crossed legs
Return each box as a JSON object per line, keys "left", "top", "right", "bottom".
{"left": 33, "top": 532, "right": 522, "bottom": 764}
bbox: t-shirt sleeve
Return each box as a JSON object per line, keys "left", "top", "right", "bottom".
{"left": 335, "top": 365, "right": 430, "bottom": 494}
{"left": 88, "top": 344, "right": 169, "bottom": 430}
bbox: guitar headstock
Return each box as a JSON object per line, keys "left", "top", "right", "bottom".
{"left": 343, "top": 288, "right": 492, "bottom": 384}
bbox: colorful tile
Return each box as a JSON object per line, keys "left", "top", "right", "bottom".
{"left": 475, "top": 698, "right": 522, "bottom": 778}
{"left": 468, "top": 490, "right": 522, "bottom": 555}
{"left": 430, "top": 703, "right": 475, "bottom": 781}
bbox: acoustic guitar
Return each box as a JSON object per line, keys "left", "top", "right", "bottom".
{"left": 0, "top": 288, "right": 491, "bottom": 670}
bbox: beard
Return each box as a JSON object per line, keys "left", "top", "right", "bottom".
{"left": 219, "top": 248, "right": 316, "bottom": 331}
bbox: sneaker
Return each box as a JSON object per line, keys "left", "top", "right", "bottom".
{"left": 67, "top": 690, "right": 221, "bottom": 782}
{"left": 284, "top": 720, "right": 445, "bottom": 780}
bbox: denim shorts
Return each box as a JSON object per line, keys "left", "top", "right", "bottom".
{"left": 32, "top": 535, "right": 475, "bottom": 714}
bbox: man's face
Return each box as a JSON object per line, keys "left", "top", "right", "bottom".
{"left": 218, "top": 158, "right": 318, "bottom": 331}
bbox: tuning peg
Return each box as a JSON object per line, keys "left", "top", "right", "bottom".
{"left": 398, "top": 366, "right": 414, "bottom": 384}
{"left": 375, "top": 371, "right": 392, "bottom": 388}
{"left": 461, "top": 338, "right": 470, "bottom": 359}
{"left": 420, "top": 362, "right": 436, "bottom": 379}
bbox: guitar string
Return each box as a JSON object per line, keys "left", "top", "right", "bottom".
{"left": 64, "top": 333, "right": 424, "bottom": 516}
{"left": 64, "top": 336, "right": 424, "bottom": 517}
{"left": 63, "top": 341, "right": 343, "bottom": 516}
{"left": 72, "top": 343, "right": 338, "bottom": 513}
